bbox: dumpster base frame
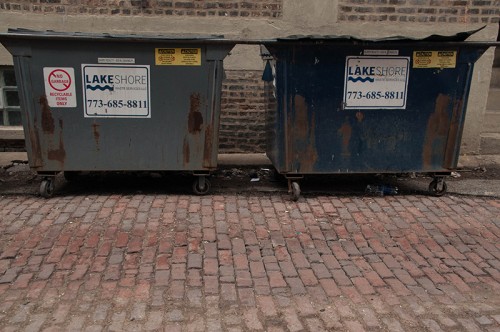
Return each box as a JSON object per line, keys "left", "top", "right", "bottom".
{"left": 276, "top": 171, "right": 451, "bottom": 201}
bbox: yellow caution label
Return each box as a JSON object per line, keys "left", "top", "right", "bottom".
{"left": 413, "top": 51, "right": 457, "bottom": 68}
{"left": 155, "top": 48, "right": 201, "bottom": 66}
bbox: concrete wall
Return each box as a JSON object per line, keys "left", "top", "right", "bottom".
{"left": 0, "top": 0, "right": 498, "bottom": 154}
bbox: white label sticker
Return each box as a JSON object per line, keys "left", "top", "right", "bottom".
{"left": 98, "top": 58, "right": 136, "bottom": 64}
{"left": 364, "top": 49, "right": 399, "bottom": 56}
{"left": 82, "top": 64, "right": 151, "bottom": 118}
{"left": 43, "top": 67, "right": 77, "bottom": 108}
{"left": 343, "top": 56, "right": 410, "bottom": 109}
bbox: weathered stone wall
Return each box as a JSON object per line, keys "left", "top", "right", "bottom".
{"left": 0, "top": 0, "right": 282, "bottom": 17}
{"left": 338, "top": 0, "right": 500, "bottom": 23}
{"left": 219, "top": 70, "right": 267, "bottom": 153}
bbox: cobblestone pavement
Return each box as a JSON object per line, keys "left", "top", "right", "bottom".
{"left": 0, "top": 193, "right": 499, "bottom": 331}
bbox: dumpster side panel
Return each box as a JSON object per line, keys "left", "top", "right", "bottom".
{"left": 264, "top": 49, "right": 287, "bottom": 173}
{"left": 267, "top": 44, "right": 485, "bottom": 175}
{"left": 5, "top": 38, "right": 232, "bottom": 172}
{"left": 202, "top": 60, "right": 224, "bottom": 168}
{"left": 12, "top": 56, "right": 44, "bottom": 168}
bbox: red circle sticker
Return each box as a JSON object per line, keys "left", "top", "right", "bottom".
{"left": 48, "top": 69, "right": 72, "bottom": 91}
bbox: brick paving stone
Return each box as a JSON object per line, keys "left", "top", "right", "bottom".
{"left": 459, "top": 318, "right": 483, "bottom": 332}
{"left": 282, "top": 307, "right": 305, "bottom": 332}
{"left": 295, "top": 295, "right": 316, "bottom": 316}
{"left": 341, "top": 285, "right": 365, "bottom": 304}
{"left": 279, "top": 261, "right": 298, "bottom": 277}
{"left": 268, "top": 270, "right": 287, "bottom": 288}
{"left": 221, "top": 283, "right": 237, "bottom": 303}
{"left": 286, "top": 277, "right": 307, "bottom": 295}
{"left": 305, "top": 317, "right": 327, "bottom": 332}
{"left": 436, "top": 314, "right": 459, "bottom": 328}
{"left": 250, "top": 261, "right": 266, "bottom": 278}
{"left": 166, "top": 309, "right": 184, "bottom": 322}
{"left": 291, "top": 252, "right": 310, "bottom": 268}
{"left": 371, "top": 261, "right": 394, "bottom": 279}
{"left": 298, "top": 269, "right": 318, "bottom": 286}
{"left": 203, "top": 258, "right": 218, "bottom": 276}
{"left": 319, "top": 306, "right": 342, "bottom": 329}
{"left": 0, "top": 194, "right": 499, "bottom": 331}
{"left": 319, "top": 278, "right": 341, "bottom": 297}
{"left": 220, "top": 265, "right": 235, "bottom": 283}
{"left": 243, "top": 308, "right": 264, "bottom": 331}
{"left": 352, "top": 277, "right": 375, "bottom": 295}
{"left": 344, "top": 320, "right": 367, "bottom": 332}
{"left": 311, "top": 263, "right": 331, "bottom": 279}
{"left": 331, "top": 269, "right": 352, "bottom": 286}
{"left": 358, "top": 307, "right": 380, "bottom": 328}
{"left": 386, "top": 278, "right": 412, "bottom": 296}
{"left": 322, "top": 254, "right": 341, "bottom": 269}
{"left": 236, "top": 270, "right": 252, "bottom": 287}
{"left": 364, "top": 270, "right": 386, "bottom": 288}
{"left": 238, "top": 288, "right": 256, "bottom": 307}
{"left": 145, "top": 311, "right": 164, "bottom": 331}
{"left": 233, "top": 254, "right": 249, "bottom": 270}
{"left": 257, "top": 295, "right": 278, "bottom": 317}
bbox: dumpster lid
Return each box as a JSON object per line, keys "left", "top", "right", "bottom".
{"left": 267, "top": 26, "right": 500, "bottom": 47}
{"left": 276, "top": 26, "right": 484, "bottom": 42}
{"left": 0, "top": 28, "right": 229, "bottom": 43}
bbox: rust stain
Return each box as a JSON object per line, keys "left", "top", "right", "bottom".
{"left": 47, "top": 132, "right": 66, "bottom": 163}
{"left": 290, "top": 95, "right": 317, "bottom": 172}
{"left": 423, "top": 93, "right": 451, "bottom": 170}
{"left": 39, "top": 95, "right": 55, "bottom": 134}
{"left": 338, "top": 117, "right": 352, "bottom": 157}
{"left": 92, "top": 122, "right": 101, "bottom": 150}
{"left": 28, "top": 127, "right": 43, "bottom": 167}
{"left": 443, "top": 99, "right": 463, "bottom": 168}
{"left": 183, "top": 138, "right": 190, "bottom": 165}
{"left": 203, "top": 125, "right": 213, "bottom": 168}
{"left": 355, "top": 111, "right": 364, "bottom": 122}
{"left": 188, "top": 93, "right": 203, "bottom": 134}
{"left": 48, "top": 119, "right": 66, "bottom": 164}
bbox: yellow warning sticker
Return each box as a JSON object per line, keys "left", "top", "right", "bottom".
{"left": 413, "top": 51, "right": 457, "bottom": 68}
{"left": 155, "top": 48, "right": 201, "bottom": 66}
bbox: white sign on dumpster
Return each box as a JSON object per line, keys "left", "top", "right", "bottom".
{"left": 82, "top": 64, "right": 151, "bottom": 118}
{"left": 43, "top": 67, "right": 77, "bottom": 108}
{"left": 343, "top": 56, "right": 410, "bottom": 109}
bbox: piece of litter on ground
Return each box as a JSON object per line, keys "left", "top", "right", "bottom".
{"left": 451, "top": 172, "right": 461, "bottom": 178}
{"left": 250, "top": 178, "right": 260, "bottom": 182}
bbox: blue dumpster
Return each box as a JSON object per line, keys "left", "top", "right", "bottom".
{"left": 262, "top": 29, "right": 499, "bottom": 200}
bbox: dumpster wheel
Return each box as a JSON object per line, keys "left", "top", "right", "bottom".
{"left": 193, "top": 177, "right": 211, "bottom": 195}
{"left": 40, "top": 178, "right": 55, "bottom": 198}
{"left": 290, "top": 181, "right": 301, "bottom": 201}
{"left": 429, "top": 178, "right": 447, "bottom": 197}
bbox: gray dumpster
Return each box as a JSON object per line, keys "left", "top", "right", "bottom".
{"left": 0, "top": 29, "right": 234, "bottom": 197}
{"left": 261, "top": 30, "right": 499, "bottom": 200}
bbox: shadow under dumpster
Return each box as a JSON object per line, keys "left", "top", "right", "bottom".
{"left": 2, "top": 164, "right": 499, "bottom": 198}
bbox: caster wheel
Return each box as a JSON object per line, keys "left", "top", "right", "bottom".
{"left": 63, "top": 171, "right": 80, "bottom": 182}
{"left": 429, "top": 179, "right": 447, "bottom": 197}
{"left": 192, "top": 177, "right": 211, "bottom": 195}
{"left": 40, "top": 179, "right": 55, "bottom": 198}
{"left": 291, "top": 181, "right": 301, "bottom": 201}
